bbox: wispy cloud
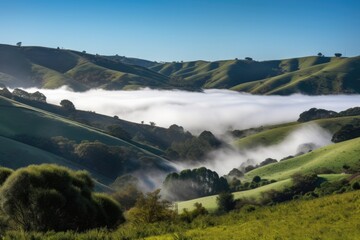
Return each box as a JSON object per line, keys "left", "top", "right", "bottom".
{"left": 198, "top": 124, "right": 332, "bottom": 175}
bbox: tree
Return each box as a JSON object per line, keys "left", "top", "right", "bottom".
{"left": 228, "top": 168, "right": 243, "bottom": 177}
{"left": 30, "top": 91, "right": 46, "bottom": 102}
{"left": 112, "top": 185, "right": 142, "bottom": 210}
{"left": 0, "top": 164, "right": 124, "bottom": 231}
{"left": 12, "top": 88, "right": 30, "bottom": 99}
{"left": 334, "top": 53, "right": 342, "bottom": 57}
{"left": 0, "top": 87, "right": 12, "bottom": 98}
{"left": 127, "top": 189, "right": 174, "bottom": 223}
{"left": 149, "top": 121, "right": 156, "bottom": 127}
{"left": 180, "top": 202, "right": 208, "bottom": 222}
{"left": 107, "top": 125, "right": 131, "bottom": 140}
{"left": 298, "top": 108, "right": 337, "bottom": 122}
{"left": 332, "top": 124, "right": 360, "bottom": 143}
{"left": 252, "top": 176, "right": 261, "bottom": 183}
{"left": 317, "top": 52, "right": 323, "bottom": 57}
{"left": 259, "top": 158, "right": 277, "bottom": 167}
{"left": 245, "top": 57, "right": 253, "bottom": 61}
{"left": 60, "top": 99, "right": 75, "bottom": 111}
{"left": 16, "top": 42, "right": 22, "bottom": 47}
{"left": 216, "top": 191, "right": 235, "bottom": 213}
{"left": 74, "top": 141, "right": 124, "bottom": 178}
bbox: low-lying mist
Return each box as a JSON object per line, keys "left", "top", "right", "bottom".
{"left": 21, "top": 87, "right": 360, "bottom": 135}
{"left": 199, "top": 124, "right": 332, "bottom": 176}
{"left": 11, "top": 87, "right": 360, "bottom": 187}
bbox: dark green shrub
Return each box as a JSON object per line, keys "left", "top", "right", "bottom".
{"left": 216, "top": 192, "right": 235, "bottom": 213}
{"left": 352, "top": 181, "right": 360, "bottom": 190}
{"left": 0, "top": 164, "right": 124, "bottom": 231}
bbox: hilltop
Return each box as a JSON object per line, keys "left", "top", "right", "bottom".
{"left": 151, "top": 55, "right": 360, "bottom": 95}
{"left": 0, "top": 43, "right": 359, "bottom": 94}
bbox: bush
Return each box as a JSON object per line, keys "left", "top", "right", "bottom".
{"left": 216, "top": 192, "right": 235, "bottom": 213}
{"left": 0, "top": 164, "right": 124, "bottom": 231}
{"left": 352, "top": 181, "right": 360, "bottom": 190}
{"left": 93, "top": 193, "right": 125, "bottom": 229}
{"left": 127, "top": 189, "right": 175, "bottom": 224}
{"left": 180, "top": 202, "right": 208, "bottom": 223}
{"left": 60, "top": 99, "right": 75, "bottom": 111}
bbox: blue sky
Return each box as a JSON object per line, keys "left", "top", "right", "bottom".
{"left": 0, "top": 0, "right": 359, "bottom": 61}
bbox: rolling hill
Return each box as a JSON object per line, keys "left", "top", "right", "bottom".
{"left": 150, "top": 55, "right": 360, "bottom": 94}
{"left": 0, "top": 43, "right": 359, "bottom": 94}
{"left": 0, "top": 95, "right": 176, "bottom": 187}
{"left": 0, "top": 44, "right": 171, "bottom": 91}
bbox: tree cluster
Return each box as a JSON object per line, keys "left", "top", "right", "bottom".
{"left": 0, "top": 88, "right": 47, "bottom": 102}
{"left": 168, "top": 131, "right": 222, "bottom": 162}
{"left": 163, "top": 167, "right": 229, "bottom": 201}
{"left": 298, "top": 107, "right": 360, "bottom": 122}
{"left": 12, "top": 135, "right": 133, "bottom": 180}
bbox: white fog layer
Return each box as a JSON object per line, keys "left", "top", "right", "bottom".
{"left": 199, "top": 124, "right": 333, "bottom": 175}
{"left": 22, "top": 87, "right": 360, "bottom": 134}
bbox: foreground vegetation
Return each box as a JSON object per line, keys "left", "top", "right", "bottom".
{"left": 148, "top": 190, "right": 360, "bottom": 240}
{"left": 1, "top": 190, "right": 359, "bottom": 239}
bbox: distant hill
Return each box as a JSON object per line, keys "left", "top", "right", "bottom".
{"left": 151, "top": 56, "right": 360, "bottom": 95}
{"left": 0, "top": 43, "right": 359, "bottom": 94}
{"left": 0, "top": 44, "right": 171, "bottom": 91}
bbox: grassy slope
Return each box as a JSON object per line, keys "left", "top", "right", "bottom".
{"left": 177, "top": 116, "right": 360, "bottom": 212}
{"left": 0, "top": 96, "right": 175, "bottom": 183}
{"left": 244, "top": 137, "right": 360, "bottom": 181}
{"left": 149, "top": 190, "right": 360, "bottom": 240}
{"left": 234, "top": 116, "right": 360, "bottom": 149}
{"left": 177, "top": 178, "right": 291, "bottom": 212}
{"left": 176, "top": 174, "right": 346, "bottom": 212}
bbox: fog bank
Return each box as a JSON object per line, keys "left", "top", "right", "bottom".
{"left": 200, "top": 124, "right": 332, "bottom": 175}
{"left": 22, "top": 87, "right": 360, "bottom": 134}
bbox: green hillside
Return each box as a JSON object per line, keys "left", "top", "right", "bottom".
{"left": 244, "top": 137, "right": 360, "bottom": 181}
{"left": 1, "top": 43, "right": 359, "bottom": 94}
{"left": 176, "top": 174, "right": 347, "bottom": 212}
{"left": 151, "top": 56, "right": 360, "bottom": 94}
{"left": 0, "top": 44, "right": 171, "bottom": 91}
{"left": 234, "top": 116, "right": 360, "bottom": 149}
{"left": 231, "top": 56, "right": 360, "bottom": 95}
{"left": 0, "top": 96, "right": 175, "bottom": 186}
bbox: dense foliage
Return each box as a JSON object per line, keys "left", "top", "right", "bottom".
{"left": 126, "top": 189, "right": 174, "bottom": 223}
{"left": 163, "top": 167, "right": 229, "bottom": 201}
{"left": 0, "top": 164, "right": 124, "bottom": 231}
{"left": 298, "top": 107, "right": 360, "bottom": 122}
{"left": 168, "top": 131, "right": 222, "bottom": 162}
{"left": 332, "top": 119, "right": 360, "bottom": 143}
